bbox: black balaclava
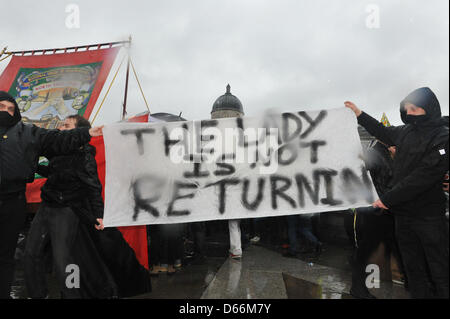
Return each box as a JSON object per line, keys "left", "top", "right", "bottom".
{"left": 0, "top": 91, "right": 21, "bottom": 128}
{"left": 399, "top": 87, "right": 442, "bottom": 127}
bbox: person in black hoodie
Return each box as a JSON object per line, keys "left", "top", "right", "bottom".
{"left": 0, "top": 91, "right": 103, "bottom": 299}
{"left": 345, "top": 87, "right": 449, "bottom": 299}
{"left": 348, "top": 139, "right": 403, "bottom": 299}
{"left": 24, "top": 115, "right": 151, "bottom": 298}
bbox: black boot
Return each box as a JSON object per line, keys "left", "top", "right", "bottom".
{"left": 350, "top": 260, "right": 377, "bottom": 299}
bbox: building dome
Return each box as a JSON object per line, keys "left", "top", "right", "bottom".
{"left": 211, "top": 84, "right": 244, "bottom": 115}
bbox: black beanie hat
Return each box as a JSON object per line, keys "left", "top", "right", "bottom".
{"left": 0, "top": 91, "right": 22, "bottom": 127}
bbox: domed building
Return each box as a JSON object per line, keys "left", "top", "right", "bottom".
{"left": 211, "top": 84, "right": 244, "bottom": 119}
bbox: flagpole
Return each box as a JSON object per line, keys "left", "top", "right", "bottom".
{"left": 1, "top": 40, "right": 131, "bottom": 57}
{"left": 122, "top": 36, "right": 132, "bottom": 120}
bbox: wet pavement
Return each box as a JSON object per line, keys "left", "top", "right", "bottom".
{"left": 133, "top": 257, "right": 225, "bottom": 299}
{"left": 201, "top": 245, "right": 409, "bottom": 299}
{"left": 11, "top": 226, "right": 409, "bottom": 299}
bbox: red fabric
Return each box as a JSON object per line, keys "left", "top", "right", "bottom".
{"left": 25, "top": 178, "right": 46, "bottom": 203}
{"left": 0, "top": 48, "right": 119, "bottom": 120}
{"left": 117, "top": 226, "right": 149, "bottom": 269}
{"left": 126, "top": 113, "right": 149, "bottom": 123}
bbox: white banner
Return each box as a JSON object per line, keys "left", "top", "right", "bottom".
{"left": 103, "top": 108, "right": 376, "bottom": 227}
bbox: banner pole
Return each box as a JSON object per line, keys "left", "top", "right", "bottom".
{"left": 122, "top": 36, "right": 132, "bottom": 120}
{"left": 130, "top": 58, "right": 150, "bottom": 113}
{"left": 5, "top": 40, "right": 131, "bottom": 56}
{"left": 91, "top": 54, "right": 126, "bottom": 125}
{"left": 0, "top": 47, "right": 12, "bottom": 62}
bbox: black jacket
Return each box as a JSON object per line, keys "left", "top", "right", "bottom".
{"left": 358, "top": 87, "right": 449, "bottom": 217}
{"left": 38, "top": 146, "right": 152, "bottom": 298}
{"left": 0, "top": 121, "right": 91, "bottom": 196}
{"left": 364, "top": 140, "right": 394, "bottom": 198}
{"left": 38, "top": 144, "right": 104, "bottom": 225}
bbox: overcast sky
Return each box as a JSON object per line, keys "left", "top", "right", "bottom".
{"left": 0, "top": 0, "right": 448, "bottom": 125}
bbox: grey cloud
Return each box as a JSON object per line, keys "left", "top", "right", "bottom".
{"left": 0, "top": 0, "right": 448, "bottom": 126}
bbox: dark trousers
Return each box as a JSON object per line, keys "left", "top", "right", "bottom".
{"left": 149, "top": 224, "right": 184, "bottom": 266}
{"left": 24, "top": 204, "right": 81, "bottom": 299}
{"left": 286, "top": 214, "right": 320, "bottom": 254}
{"left": 350, "top": 207, "right": 400, "bottom": 291}
{"left": 243, "top": 218, "right": 264, "bottom": 238}
{"left": 395, "top": 214, "right": 449, "bottom": 299}
{"left": 148, "top": 225, "right": 161, "bottom": 266}
{"left": 0, "top": 193, "right": 27, "bottom": 298}
{"left": 191, "top": 222, "right": 206, "bottom": 257}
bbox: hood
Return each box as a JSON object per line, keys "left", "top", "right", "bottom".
{"left": 400, "top": 87, "right": 441, "bottom": 125}
{"left": 0, "top": 91, "right": 22, "bottom": 128}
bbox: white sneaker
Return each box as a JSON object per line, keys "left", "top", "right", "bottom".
{"left": 250, "top": 236, "right": 260, "bottom": 244}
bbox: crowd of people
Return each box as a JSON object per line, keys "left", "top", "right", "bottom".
{"left": 0, "top": 87, "right": 448, "bottom": 299}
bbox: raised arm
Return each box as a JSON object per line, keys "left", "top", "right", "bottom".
{"left": 33, "top": 125, "right": 103, "bottom": 157}
{"left": 345, "top": 101, "right": 404, "bottom": 146}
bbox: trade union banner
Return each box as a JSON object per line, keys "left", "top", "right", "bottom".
{"left": 0, "top": 47, "right": 119, "bottom": 128}
{"left": 103, "top": 107, "right": 377, "bottom": 227}
{"left": 0, "top": 47, "right": 119, "bottom": 202}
